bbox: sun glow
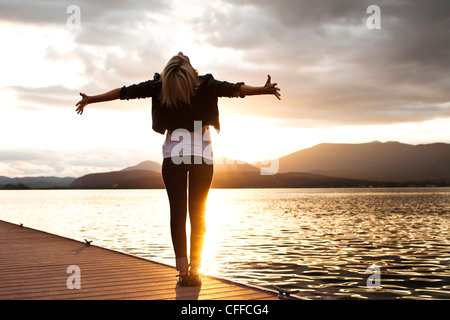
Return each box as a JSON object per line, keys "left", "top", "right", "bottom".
{"left": 209, "top": 115, "right": 297, "bottom": 163}
{"left": 200, "top": 189, "right": 239, "bottom": 276}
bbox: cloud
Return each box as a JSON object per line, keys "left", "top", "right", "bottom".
{"left": 0, "top": 147, "right": 156, "bottom": 178}
{"left": 190, "top": 0, "right": 450, "bottom": 125}
{"left": 1, "top": 0, "right": 449, "bottom": 126}
{"left": 0, "top": 0, "right": 167, "bottom": 25}
{"left": 0, "top": 0, "right": 170, "bottom": 85}
{"left": 8, "top": 85, "right": 75, "bottom": 108}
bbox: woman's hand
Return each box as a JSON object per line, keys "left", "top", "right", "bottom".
{"left": 75, "top": 93, "right": 90, "bottom": 115}
{"left": 75, "top": 88, "right": 121, "bottom": 115}
{"left": 240, "top": 75, "right": 281, "bottom": 100}
{"left": 263, "top": 75, "right": 281, "bottom": 100}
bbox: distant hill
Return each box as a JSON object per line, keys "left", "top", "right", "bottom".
{"left": 71, "top": 160, "right": 162, "bottom": 189}
{"left": 120, "top": 160, "right": 161, "bottom": 173}
{"left": 0, "top": 176, "right": 75, "bottom": 189}
{"left": 213, "top": 156, "right": 260, "bottom": 173}
{"left": 69, "top": 158, "right": 261, "bottom": 189}
{"left": 276, "top": 141, "right": 450, "bottom": 182}
{"left": 69, "top": 153, "right": 442, "bottom": 189}
{"left": 69, "top": 170, "right": 164, "bottom": 189}
{"left": 69, "top": 164, "right": 385, "bottom": 189}
{"left": 121, "top": 158, "right": 260, "bottom": 173}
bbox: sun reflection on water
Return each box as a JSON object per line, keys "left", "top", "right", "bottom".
{"left": 201, "top": 189, "right": 239, "bottom": 276}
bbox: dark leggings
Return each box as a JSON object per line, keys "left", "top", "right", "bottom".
{"left": 162, "top": 156, "right": 214, "bottom": 271}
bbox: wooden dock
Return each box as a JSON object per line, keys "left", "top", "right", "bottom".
{"left": 0, "top": 220, "right": 280, "bottom": 300}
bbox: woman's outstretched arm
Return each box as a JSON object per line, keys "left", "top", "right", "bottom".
{"left": 75, "top": 88, "right": 121, "bottom": 115}
{"left": 240, "top": 75, "right": 281, "bottom": 100}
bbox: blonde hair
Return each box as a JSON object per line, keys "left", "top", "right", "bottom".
{"left": 161, "top": 55, "right": 199, "bottom": 109}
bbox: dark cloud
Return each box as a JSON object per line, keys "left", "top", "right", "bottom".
{"left": 0, "top": 0, "right": 167, "bottom": 25}
{"left": 192, "top": 0, "right": 450, "bottom": 125}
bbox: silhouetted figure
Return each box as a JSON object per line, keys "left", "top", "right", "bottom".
{"left": 75, "top": 52, "right": 280, "bottom": 286}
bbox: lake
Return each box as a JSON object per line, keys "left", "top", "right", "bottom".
{"left": 1, "top": 188, "right": 449, "bottom": 299}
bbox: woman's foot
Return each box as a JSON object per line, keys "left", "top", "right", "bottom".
{"left": 177, "top": 270, "right": 190, "bottom": 287}
{"left": 189, "top": 269, "right": 202, "bottom": 287}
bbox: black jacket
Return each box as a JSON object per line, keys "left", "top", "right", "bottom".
{"left": 120, "top": 73, "right": 245, "bottom": 134}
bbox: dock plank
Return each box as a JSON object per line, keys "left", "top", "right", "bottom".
{"left": 0, "top": 220, "right": 279, "bottom": 300}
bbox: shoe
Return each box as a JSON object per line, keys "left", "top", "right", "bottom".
{"left": 189, "top": 271, "right": 202, "bottom": 287}
{"left": 177, "top": 272, "right": 190, "bottom": 287}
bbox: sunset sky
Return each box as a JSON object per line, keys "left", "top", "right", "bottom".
{"left": 0, "top": 0, "right": 449, "bottom": 177}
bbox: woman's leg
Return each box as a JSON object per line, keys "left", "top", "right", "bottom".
{"left": 162, "top": 157, "right": 189, "bottom": 271}
{"left": 188, "top": 157, "right": 214, "bottom": 270}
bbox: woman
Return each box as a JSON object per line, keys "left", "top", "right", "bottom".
{"left": 75, "top": 52, "right": 281, "bottom": 286}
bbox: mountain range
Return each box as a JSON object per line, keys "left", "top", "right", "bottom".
{"left": 0, "top": 176, "right": 75, "bottom": 189}
{"left": 276, "top": 141, "right": 450, "bottom": 182}
{"left": 1, "top": 141, "right": 449, "bottom": 189}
